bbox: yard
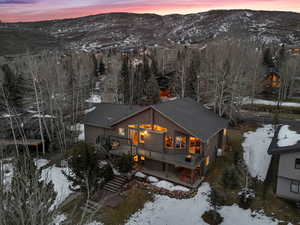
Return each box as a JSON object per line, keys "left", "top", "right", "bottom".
{"left": 207, "top": 122, "right": 300, "bottom": 224}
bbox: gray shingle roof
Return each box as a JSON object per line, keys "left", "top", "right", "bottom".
{"left": 84, "top": 98, "right": 228, "bottom": 141}
{"left": 84, "top": 103, "right": 144, "bottom": 128}
{"left": 268, "top": 124, "right": 300, "bottom": 155}
{"left": 152, "top": 98, "right": 228, "bottom": 142}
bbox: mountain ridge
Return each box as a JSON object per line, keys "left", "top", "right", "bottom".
{"left": 1, "top": 9, "right": 300, "bottom": 55}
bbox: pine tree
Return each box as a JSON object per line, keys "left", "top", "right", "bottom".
{"left": 0, "top": 64, "right": 24, "bottom": 111}
{"left": 119, "top": 57, "right": 130, "bottom": 104}
{"left": 62, "top": 142, "right": 110, "bottom": 198}
{"left": 144, "top": 74, "right": 160, "bottom": 105}
{"left": 185, "top": 60, "right": 197, "bottom": 99}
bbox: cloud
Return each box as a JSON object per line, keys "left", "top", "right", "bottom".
{"left": 0, "top": 0, "right": 37, "bottom": 3}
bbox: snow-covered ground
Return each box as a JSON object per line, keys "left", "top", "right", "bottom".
{"left": 242, "top": 125, "right": 274, "bottom": 181}
{"left": 242, "top": 97, "right": 300, "bottom": 108}
{"left": 42, "top": 165, "right": 73, "bottom": 208}
{"left": 86, "top": 94, "right": 102, "bottom": 104}
{"left": 70, "top": 123, "right": 85, "bottom": 141}
{"left": 125, "top": 183, "right": 279, "bottom": 225}
{"left": 277, "top": 125, "right": 300, "bottom": 147}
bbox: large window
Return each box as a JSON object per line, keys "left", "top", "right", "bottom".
{"left": 295, "top": 159, "right": 300, "bottom": 169}
{"left": 189, "top": 137, "right": 200, "bottom": 154}
{"left": 290, "top": 180, "right": 300, "bottom": 193}
{"left": 175, "top": 136, "right": 186, "bottom": 149}
{"left": 165, "top": 136, "right": 173, "bottom": 148}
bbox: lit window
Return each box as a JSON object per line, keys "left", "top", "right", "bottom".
{"left": 175, "top": 136, "right": 186, "bottom": 149}
{"left": 295, "top": 159, "right": 300, "bottom": 169}
{"left": 165, "top": 136, "right": 173, "bottom": 148}
{"left": 291, "top": 180, "right": 300, "bottom": 193}
{"left": 139, "top": 131, "right": 147, "bottom": 144}
{"left": 205, "top": 156, "right": 210, "bottom": 166}
{"left": 118, "top": 128, "right": 125, "bottom": 136}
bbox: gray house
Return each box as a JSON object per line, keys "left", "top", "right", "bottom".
{"left": 84, "top": 98, "right": 228, "bottom": 187}
{"left": 268, "top": 124, "right": 300, "bottom": 201}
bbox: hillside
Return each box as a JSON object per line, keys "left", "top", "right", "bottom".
{"left": 1, "top": 9, "right": 300, "bottom": 55}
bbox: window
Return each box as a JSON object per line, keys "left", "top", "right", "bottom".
{"left": 118, "top": 128, "right": 125, "bottom": 136}
{"left": 205, "top": 156, "right": 210, "bottom": 166}
{"left": 175, "top": 136, "right": 186, "bottom": 149}
{"left": 165, "top": 136, "right": 173, "bottom": 148}
{"left": 139, "top": 131, "right": 147, "bottom": 144}
{"left": 189, "top": 137, "right": 200, "bottom": 154}
{"left": 291, "top": 180, "right": 300, "bottom": 193}
{"left": 295, "top": 159, "right": 300, "bottom": 169}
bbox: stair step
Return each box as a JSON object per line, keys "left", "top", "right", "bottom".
{"left": 104, "top": 184, "right": 121, "bottom": 190}
{"left": 108, "top": 180, "right": 125, "bottom": 186}
{"left": 103, "top": 187, "right": 119, "bottom": 193}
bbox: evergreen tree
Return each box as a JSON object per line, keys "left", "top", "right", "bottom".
{"left": 185, "top": 60, "right": 198, "bottom": 99}
{"left": 119, "top": 57, "right": 130, "bottom": 104}
{"left": 0, "top": 64, "right": 24, "bottom": 110}
{"left": 142, "top": 56, "right": 151, "bottom": 82}
{"left": 144, "top": 74, "right": 160, "bottom": 105}
{"left": 63, "top": 142, "right": 111, "bottom": 197}
{"left": 3, "top": 155, "right": 57, "bottom": 225}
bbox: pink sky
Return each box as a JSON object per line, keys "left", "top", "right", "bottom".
{"left": 0, "top": 0, "right": 299, "bottom": 22}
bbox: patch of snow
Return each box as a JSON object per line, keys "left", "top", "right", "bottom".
{"left": 125, "top": 182, "right": 280, "bottom": 225}
{"left": 153, "top": 180, "right": 174, "bottom": 189}
{"left": 135, "top": 172, "right": 146, "bottom": 178}
{"left": 86, "top": 94, "right": 102, "bottom": 104}
{"left": 147, "top": 176, "right": 159, "bottom": 183}
{"left": 85, "top": 107, "right": 96, "bottom": 114}
{"left": 219, "top": 205, "right": 278, "bottom": 225}
{"left": 32, "top": 114, "right": 55, "bottom": 118}
{"left": 243, "top": 125, "right": 274, "bottom": 181}
{"left": 70, "top": 123, "right": 85, "bottom": 141}
{"left": 170, "top": 185, "right": 190, "bottom": 192}
{"left": 53, "top": 214, "right": 67, "bottom": 225}
{"left": 242, "top": 97, "right": 300, "bottom": 108}
{"left": 277, "top": 125, "right": 300, "bottom": 147}
{"left": 86, "top": 221, "right": 104, "bottom": 225}
{"left": 35, "top": 159, "right": 50, "bottom": 169}
{"left": 42, "top": 166, "right": 72, "bottom": 208}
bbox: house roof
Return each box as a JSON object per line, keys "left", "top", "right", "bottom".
{"left": 268, "top": 124, "right": 300, "bottom": 155}
{"left": 85, "top": 98, "right": 228, "bottom": 141}
{"left": 152, "top": 98, "right": 228, "bottom": 141}
{"left": 84, "top": 103, "right": 144, "bottom": 128}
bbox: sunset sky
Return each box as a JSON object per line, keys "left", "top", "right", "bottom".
{"left": 0, "top": 0, "right": 299, "bottom": 22}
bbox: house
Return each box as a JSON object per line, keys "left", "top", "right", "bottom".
{"left": 268, "top": 124, "right": 300, "bottom": 201}
{"left": 84, "top": 98, "right": 228, "bottom": 187}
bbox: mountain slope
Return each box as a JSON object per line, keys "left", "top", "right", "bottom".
{"left": 1, "top": 10, "right": 300, "bottom": 55}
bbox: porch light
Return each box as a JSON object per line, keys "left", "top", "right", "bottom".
{"left": 133, "top": 155, "right": 139, "bottom": 162}
{"left": 141, "top": 155, "right": 145, "bottom": 161}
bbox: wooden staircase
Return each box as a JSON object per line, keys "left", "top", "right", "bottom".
{"left": 103, "top": 175, "right": 128, "bottom": 193}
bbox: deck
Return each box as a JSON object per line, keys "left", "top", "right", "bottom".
{"left": 109, "top": 144, "right": 202, "bottom": 169}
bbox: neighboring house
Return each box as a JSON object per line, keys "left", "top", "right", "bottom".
{"left": 84, "top": 98, "right": 228, "bottom": 187}
{"left": 268, "top": 124, "right": 300, "bottom": 201}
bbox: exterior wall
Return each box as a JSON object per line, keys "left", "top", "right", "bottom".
{"left": 84, "top": 125, "right": 113, "bottom": 144}
{"left": 143, "top": 131, "right": 164, "bottom": 152}
{"left": 277, "top": 176, "right": 300, "bottom": 201}
{"left": 278, "top": 151, "right": 300, "bottom": 180}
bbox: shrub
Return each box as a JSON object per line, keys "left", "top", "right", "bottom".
{"left": 202, "top": 210, "right": 224, "bottom": 225}
{"left": 116, "top": 154, "right": 133, "bottom": 173}
{"left": 221, "top": 167, "right": 239, "bottom": 189}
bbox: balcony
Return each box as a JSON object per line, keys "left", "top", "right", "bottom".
{"left": 109, "top": 144, "right": 202, "bottom": 169}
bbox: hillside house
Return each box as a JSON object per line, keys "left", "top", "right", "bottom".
{"left": 268, "top": 124, "right": 300, "bottom": 201}
{"left": 84, "top": 98, "right": 228, "bottom": 187}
